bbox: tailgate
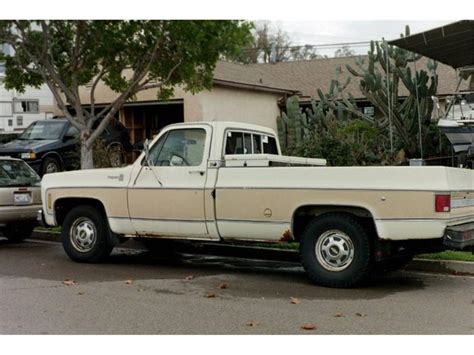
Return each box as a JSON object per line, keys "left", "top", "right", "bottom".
{"left": 446, "top": 168, "right": 474, "bottom": 219}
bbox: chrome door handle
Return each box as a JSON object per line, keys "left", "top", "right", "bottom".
{"left": 188, "top": 170, "right": 205, "bottom": 176}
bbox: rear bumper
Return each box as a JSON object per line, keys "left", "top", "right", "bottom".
{"left": 443, "top": 222, "right": 474, "bottom": 249}
{"left": 0, "top": 204, "right": 41, "bottom": 225}
{"left": 36, "top": 209, "right": 47, "bottom": 227}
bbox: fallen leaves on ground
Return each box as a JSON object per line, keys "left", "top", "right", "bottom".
{"left": 218, "top": 283, "right": 228, "bottom": 289}
{"left": 289, "top": 297, "right": 300, "bottom": 304}
{"left": 184, "top": 275, "right": 195, "bottom": 281}
{"left": 246, "top": 320, "right": 259, "bottom": 327}
{"left": 334, "top": 312, "right": 345, "bottom": 318}
{"left": 205, "top": 292, "right": 217, "bottom": 298}
{"left": 355, "top": 312, "right": 367, "bottom": 317}
{"left": 300, "top": 323, "right": 316, "bottom": 330}
{"left": 63, "top": 279, "right": 76, "bottom": 286}
{"left": 125, "top": 280, "right": 133, "bottom": 285}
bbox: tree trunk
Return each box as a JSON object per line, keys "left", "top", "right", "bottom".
{"left": 80, "top": 140, "right": 94, "bottom": 170}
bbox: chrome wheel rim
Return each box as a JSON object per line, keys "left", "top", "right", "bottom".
{"left": 70, "top": 217, "right": 97, "bottom": 252}
{"left": 315, "top": 230, "right": 354, "bottom": 272}
{"left": 45, "top": 162, "right": 58, "bottom": 173}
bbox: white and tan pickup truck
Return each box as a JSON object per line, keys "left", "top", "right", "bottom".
{"left": 40, "top": 121, "right": 474, "bottom": 287}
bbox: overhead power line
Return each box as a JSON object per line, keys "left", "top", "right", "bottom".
{"left": 239, "top": 41, "right": 371, "bottom": 52}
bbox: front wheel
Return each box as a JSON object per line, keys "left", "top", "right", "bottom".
{"left": 61, "top": 205, "right": 114, "bottom": 263}
{"left": 300, "top": 213, "right": 373, "bottom": 288}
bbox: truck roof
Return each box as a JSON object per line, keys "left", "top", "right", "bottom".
{"left": 165, "top": 121, "right": 277, "bottom": 136}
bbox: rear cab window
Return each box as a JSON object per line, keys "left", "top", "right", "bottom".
{"left": 225, "top": 130, "right": 279, "bottom": 156}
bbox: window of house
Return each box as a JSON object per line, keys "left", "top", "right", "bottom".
{"left": 0, "top": 102, "right": 12, "bottom": 117}
{"left": 13, "top": 100, "right": 39, "bottom": 114}
{"left": 363, "top": 106, "right": 375, "bottom": 117}
{"left": 16, "top": 117, "right": 23, "bottom": 126}
{"left": 8, "top": 119, "right": 13, "bottom": 127}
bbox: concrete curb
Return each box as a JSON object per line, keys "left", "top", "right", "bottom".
{"left": 407, "top": 258, "right": 474, "bottom": 276}
{"left": 30, "top": 231, "right": 474, "bottom": 276}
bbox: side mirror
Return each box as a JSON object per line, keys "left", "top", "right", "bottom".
{"left": 144, "top": 138, "right": 152, "bottom": 166}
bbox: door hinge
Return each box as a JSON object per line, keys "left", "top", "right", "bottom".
{"left": 211, "top": 189, "right": 216, "bottom": 199}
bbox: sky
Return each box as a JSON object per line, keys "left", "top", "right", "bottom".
{"left": 273, "top": 20, "right": 453, "bottom": 56}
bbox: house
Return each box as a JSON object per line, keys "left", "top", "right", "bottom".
{"left": 0, "top": 45, "right": 56, "bottom": 142}
{"left": 77, "top": 62, "right": 297, "bottom": 149}
{"left": 77, "top": 56, "right": 465, "bottom": 149}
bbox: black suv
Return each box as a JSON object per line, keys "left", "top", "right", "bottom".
{"left": 0, "top": 118, "right": 132, "bottom": 176}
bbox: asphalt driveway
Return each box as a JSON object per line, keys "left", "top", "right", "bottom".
{"left": 0, "top": 238, "right": 473, "bottom": 334}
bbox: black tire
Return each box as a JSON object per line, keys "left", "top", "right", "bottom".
{"left": 3, "top": 223, "right": 35, "bottom": 243}
{"left": 300, "top": 213, "right": 373, "bottom": 288}
{"left": 41, "top": 156, "right": 61, "bottom": 175}
{"left": 61, "top": 205, "right": 114, "bottom": 263}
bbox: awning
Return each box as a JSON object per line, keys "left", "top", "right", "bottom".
{"left": 388, "top": 20, "right": 474, "bottom": 69}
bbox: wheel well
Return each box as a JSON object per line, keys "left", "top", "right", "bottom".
{"left": 291, "top": 205, "right": 377, "bottom": 242}
{"left": 42, "top": 152, "right": 63, "bottom": 168}
{"left": 54, "top": 198, "right": 106, "bottom": 226}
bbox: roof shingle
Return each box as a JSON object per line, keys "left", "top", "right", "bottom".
{"left": 213, "top": 56, "right": 469, "bottom": 101}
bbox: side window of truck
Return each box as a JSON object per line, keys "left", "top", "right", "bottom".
{"left": 225, "top": 131, "right": 274, "bottom": 155}
{"left": 148, "top": 128, "right": 206, "bottom": 167}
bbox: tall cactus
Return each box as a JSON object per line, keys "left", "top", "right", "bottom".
{"left": 344, "top": 26, "right": 439, "bottom": 157}
{"left": 277, "top": 96, "right": 307, "bottom": 154}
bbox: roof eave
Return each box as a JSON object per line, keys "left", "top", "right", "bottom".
{"left": 212, "top": 79, "right": 299, "bottom": 95}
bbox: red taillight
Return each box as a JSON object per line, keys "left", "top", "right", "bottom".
{"left": 435, "top": 194, "right": 451, "bottom": 212}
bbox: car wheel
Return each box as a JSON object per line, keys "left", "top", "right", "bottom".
{"left": 2, "top": 223, "right": 35, "bottom": 243}
{"left": 61, "top": 205, "right": 114, "bottom": 263}
{"left": 41, "top": 156, "right": 61, "bottom": 175}
{"left": 108, "top": 145, "right": 124, "bottom": 167}
{"left": 300, "top": 213, "right": 373, "bottom": 288}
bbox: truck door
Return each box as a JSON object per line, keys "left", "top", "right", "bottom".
{"left": 128, "top": 125, "right": 211, "bottom": 238}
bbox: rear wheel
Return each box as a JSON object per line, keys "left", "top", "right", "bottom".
{"left": 61, "top": 205, "right": 113, "bottom": 262}
{"left": 300, "top": 213, "right": 373, "bottom": 288}
{"left": 3, "top": 223, "right": 35, "bottom": 243}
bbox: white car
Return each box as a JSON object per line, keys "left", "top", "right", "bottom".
{"left": 0, "top": 157, "right": 41, "bottom": 242}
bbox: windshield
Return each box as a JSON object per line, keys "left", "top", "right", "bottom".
{"left": 0, "top": 160, "right": 41, "bottom": 187}
{"left": 19, "top": 121, "right": 67, "bottom": 140}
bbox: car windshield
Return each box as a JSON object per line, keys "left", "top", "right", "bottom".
{"left": 18, "top": 121, "right": 67, "bottom": 140}
{"left": 0, "top": 160, "right": 41, "bottom": 187}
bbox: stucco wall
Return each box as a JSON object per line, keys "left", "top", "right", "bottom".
{"left": 78, "top": 82, "right": 282, "bottom": 131}
{"left": 191, "top": 86, "right": 281, "bottom": 132}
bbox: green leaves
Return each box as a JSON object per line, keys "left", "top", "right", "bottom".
{"left": 0, "top": 20, "right": 252, "bottom": 168}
